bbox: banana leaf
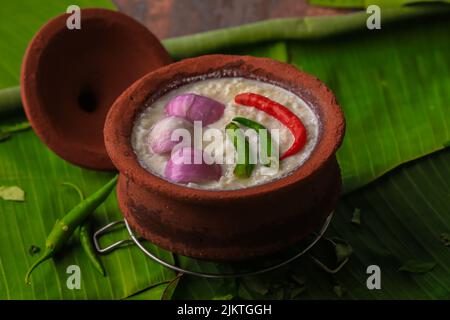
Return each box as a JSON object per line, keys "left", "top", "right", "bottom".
{"left": 175, "top": 148, "right": 450, "bottom": 299}
{"left": 163, "top": 7, "right": 450, "bottom": 193}
{"left": 0, "top": 0, "right": 176, "bottom": 300}
{"left": 0, "top": 129, "right": 176, "bottom": 299}
{"left": 1, "top": 3, "right": 450, "bottom": 300}
{"left": 165, "top": 7, "right": 450, "bottom": 299}
{"left": 161, "top": 6, "right": 446, "bottom": 60}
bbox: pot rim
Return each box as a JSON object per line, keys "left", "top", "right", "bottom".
{"left": 104, "top": 54, "right": 345, "bottom": 202}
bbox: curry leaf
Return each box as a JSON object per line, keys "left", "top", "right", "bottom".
{"left": 440, "top": 233, "right": 450, "bottom": 247}
{"left": 351, "top": 208, "right": 361, "bottom": 226}
{"left": 334, "top": 238, "right": 353, "bottom": 264}
{"left": 0, "top": 186, "right": 25, "bottom": 202}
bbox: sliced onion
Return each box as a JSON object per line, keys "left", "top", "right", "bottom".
{"left": 165, "top": 93, "right": 225, "bottom": 126}
{"left": 148, "top": 116, "right": 193, "bottom": 154}
{"left": 164, "top": 147, "right": 222, "bottom": 184}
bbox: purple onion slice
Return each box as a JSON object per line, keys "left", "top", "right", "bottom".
{"left": 164, "top": 147, "right": 222, "bottom": 184}
{"left": 148, "top": 116, "right": 193, "bottom": 154}
{"left": 165, "top": 93, "right": 225, "bottom": 126}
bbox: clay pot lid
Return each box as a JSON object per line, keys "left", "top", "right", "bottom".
{"left": 21, "top": 8, "right": 172, "bottom": 170}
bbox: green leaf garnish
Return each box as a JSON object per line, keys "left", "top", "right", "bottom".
{"left": 232, "top": 117, "right": 272, "bottom": 167}
{"left": 333, "top": 284, "right": 347, "bottom": 298}
{"left": 351, "top": 208, "right": 361, "bottom": 225}
{"left": 334, "top": 238, "right": 353, "bottom": 264}
{"left": 0, "top": 186, "right": 25, "bottom": 201}
{"left": 226, "top": 122, "right": 255, "bottom": 178}
{"left": 398, "top": 260, "right": 436, "bottom": 273}
{"left": 440, "top": 233, "right": 450, "bottom": 247}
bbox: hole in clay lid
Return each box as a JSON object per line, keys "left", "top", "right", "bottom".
{"left": 21, "top": 8, "right": 172, "bottom": 171}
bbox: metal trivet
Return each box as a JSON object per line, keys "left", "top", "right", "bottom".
{"left": 93, "top": 212, "right": 334, "bottom": 278}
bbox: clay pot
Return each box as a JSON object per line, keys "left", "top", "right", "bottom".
{"left": 21, "top": 9, "right": 171, "bottom": 170}
{"left": 104, "top": 55, "right": 345, "bottom": 260}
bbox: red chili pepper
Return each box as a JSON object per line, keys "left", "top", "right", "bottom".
{"left": 235, "top": 93, "right": 307, "bottom": 160}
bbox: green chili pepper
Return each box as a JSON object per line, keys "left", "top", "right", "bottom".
{"left": 25, "top": 175, "right": 118, "bottom": 284}
{"left": 232, "top": 117, "right": 272, "bottom": 167}
{"left": 79, "top": 219, "right": 105, "bottom": 276}
{"left": 226, "top": 122, "right": 254, "bottom": 178}
{"left": 63, "top": 182, "right": 106, "bottom": 277}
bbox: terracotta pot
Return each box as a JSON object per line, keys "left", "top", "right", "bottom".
{"left": 21, "top": 9, "right": 171, "bottom": 170}
{"left": 104, "top": 55, "right": 345, "bottom": 260}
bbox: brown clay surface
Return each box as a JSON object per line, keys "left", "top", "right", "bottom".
{"left": 21, "top": 8, "right": 172, "bottom": 170}
{"left": 104, "top": 54, "right": 345, "bottom": 260}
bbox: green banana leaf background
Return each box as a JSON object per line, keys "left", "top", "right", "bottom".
{"left": 0, "top": 1, "right": 449, "bottom": 299}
